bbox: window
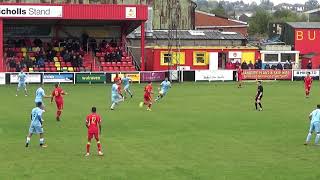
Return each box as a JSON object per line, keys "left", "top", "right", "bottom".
{"left": 264, "top": 54, "right": 279, "bottom": 62}
{"left": 193, "top": 52, "right": 208, "bottom": 65}
{"left": 281, "top": 53, "right": 295, "bottom": 62}
{"left": 160, "top": 51, "right": 185, "bottom": 66}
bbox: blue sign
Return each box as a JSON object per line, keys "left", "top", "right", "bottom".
{"left": 43, "top": 73, "right": 74, "bottom": 83}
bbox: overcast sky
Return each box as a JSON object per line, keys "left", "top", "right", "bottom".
{"left": 219, "top": 0, "right": 309, "bottom": 5}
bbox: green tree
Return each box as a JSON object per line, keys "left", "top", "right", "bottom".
{"left": 305, "top": 0, "right": 319, "bottom": 11}
{"left": 249, "top": 9, "right": 273, "bottom": 35}
{"left": 210, "top": 2, "right": 227, "bottom": 17}
{"left": 273, "top": 9, "right": 307, "bottom": 22}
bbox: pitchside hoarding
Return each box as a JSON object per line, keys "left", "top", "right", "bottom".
{"left": 242, "top": 70, "right": 292, "bottom": 80}
{"left": 43, "top": 73, "right": 74, "bottom": 83}
{"left": 195, "top": 70, "right": 233, "bottom": 81}
{"left": 0, "top": 73, "right": 5, "bottom": 85}
{"left": 0, "top": 5, "right": 62, "bottom": 18}
{"left": 140, "top": 72, "right": 166, "bottom": 82}
{"left": 293, "top": 70, "right": 319, "bottom": 80}
{"left": 10, "top": 73, "right": 41, "bottom": 83}
{"left": 111, "top": 73, "right": 140, "bottom": 82}
{"left": 76, "top": 73, "right": 106, "bottom": 83}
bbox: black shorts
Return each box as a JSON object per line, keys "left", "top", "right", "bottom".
{"left": 255, "top": 95, "right": 263, "bottom": 101}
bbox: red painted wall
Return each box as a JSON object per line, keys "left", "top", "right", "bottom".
{"left": 145, "top": 48, "right": 259, "bottom": 71}
{"left": 0, "top": 3, "right": 148, "bottom": 20}
{"left": 294, "top": 29, "right": 320, "bottom": 69}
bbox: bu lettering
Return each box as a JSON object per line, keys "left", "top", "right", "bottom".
{"left": 296, "top": 30, "right": 316, "bottom": 41}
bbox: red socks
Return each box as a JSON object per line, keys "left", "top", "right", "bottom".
{"left": 86, "top": 143, "right": 90, "bottom": 153}
{"left": 97, "top": 142, "right": 102, "bottom": 152}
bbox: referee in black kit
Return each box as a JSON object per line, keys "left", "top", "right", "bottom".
{"left": 255, "top": 81, "right": 263, "bottom": 111}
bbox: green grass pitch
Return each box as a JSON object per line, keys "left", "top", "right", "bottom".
{"left": 0, "top": 81, "right": 320, "bottom": 180}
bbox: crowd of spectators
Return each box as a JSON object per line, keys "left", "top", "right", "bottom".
{"left": 5, "top": 38, "right": 85, "bottom": 71}
{"left": 225, "top": 59, "right": 294, "bottom": 70}
{"left": 95, "top": 39, "right": 124, "bottom": 62}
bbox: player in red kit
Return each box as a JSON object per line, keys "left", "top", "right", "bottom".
{"left": 85, "top": 107, "right": 103, "bottom": 156}
{"left": 51, "top": 83, "right": 67, "bottom": 121}
{"left": 114, "top": 73, "right": 122, "bottom": 93}
{"left": 139, "top": 81, "right": 153, "bottom": 111}
{"left": 237, "top": 66, "right": 243, "bottom": 88}
{"left": 304, "top": 72, "right": 313, "bottom": 98}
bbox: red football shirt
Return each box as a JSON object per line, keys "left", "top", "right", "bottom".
{"left": 52, "top": 87, "right": 64, "bottom": 102}
{"left": 86, "top": 113, "right": 102, "bottom": 133}
{"left": 144, "top": 84, "right": 153, "bottom": 97}
{"left": 237, "top": 68, "right": 243, "bottom": 76}
{"left": 114, "top": 77, "right": 121, "bottom": 83}
{"left": 304, "top": 76, "right": 313, "bottom": 86}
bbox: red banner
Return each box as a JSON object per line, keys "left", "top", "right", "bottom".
{"left": 243, "top": 70, "right": 292, "bottom": 80}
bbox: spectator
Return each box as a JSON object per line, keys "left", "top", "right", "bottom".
{"left": 47, "top": 50, "right": 55, "bottom": 62}
{"left": 71, "top": 55, "right": 78, "bottom": 67}
{"left": 265, "top": 64, "right": 270, "bottom": 69}
{"left": 284, "top": 61, "right": 290, "bottom": 69}
{"left": 254, "top": 61, "right": 260, "bottom": 69}
{"left": 81, "top": 32, "right": 89, "bottom": 50}
{"left": 235, "top": 60, "right": 241, "bottom": 69}
{"left": 7, "top": 48, "right": 15, "bottom": 57}
{"left": 34, "top": 38, "right": 43, "bottom": 47}
{"left": 36, "top": 53, "right": 45, "bottom": 68}
{"left": 104, "top": 52, "right": 110, "bottom": 62}
{"left": 225, "top": 60, "right": 233, "bottom": 69}
{"left": 241, "top": 61, "right": 248, "bottom": 69}
{"left": 257, "top": 59, "right": 262, "bottom": 69}
{"left": 276, "top": 62, "right": 283, "bottom": 70}
{"left": 78, "top": 55, "right": 83, "bottom": 67}
{"left": 23, "top": 55, "right": 33, "bottom": 68}
{"left": 8, "top": 58, "right": 16, "bottom": 69}
{"left": 271, "top": 64, "right": 277, "bottom": 70}
{"left": 307, "top": 60, "right": 312, "bottom": 69}
{"left": 63, "top": 50, "right": 71, "bottom": 62}
{"left": 288, "top": 60, "right": 292, "bottom": 69}
{"left": 248, "top": 61, "right": 254, "bottom": 69}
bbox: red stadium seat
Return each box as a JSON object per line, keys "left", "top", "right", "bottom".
{"left": 113, "top": 67, "right": 119, "bottom": 71}
{"left": 101, "top": 62, "right": 106, "bottom": 67}
{"left": 110, "top": 67, "right": 115, "bottom": 71}
{"left": 128, "top": 62, "right": 133, "bottom": 66}
{"left": 66, "top": 62, "right": 72, "bottom": 67}
{"left": 50, "top": 67, "right": 57, "bottom": 72}
{"left": 111, "top": 62, "right": 116, "bottom": 66}
{"left": 130, "top": 66, "right": 136, "bottom": 71}
{"left": 60, "top": 62, "right": 66, "bottom": 67}
{"left": 122, "top": 62, "right": 128, "bottom": 66}
{"left": 39, "top": 67, "right": 45, "bottom": 72}
{"left": 96, "top": 52, "right": 101, "bottom": 57}
{"left": 45, "top": 67, "right": 50, "bottom": 72}
{"left": 34, "top": 67, "right": 39, "bottom": 72}
{"left": 119, "top": 67, "right": 126, "bottom": 71}
{"left": 125, "top": 66, "right": 130, "bottom": 71}
{"left": 106, "top": 62, "right": 111, "bottom": 66}
{"left": 117, "top": 62, "right": 122, "bottom": 66}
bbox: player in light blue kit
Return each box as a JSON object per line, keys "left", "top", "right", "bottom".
{"left": 25, "top": 102, "right": 47, "bottom": 148}
{"left": 122, "top": 74, "right": 133, "bottom": 98}
{"left": 16, "top": 70, "right": 28, "bottom": 97}
{"left": 155, "top": 77, "right": 172, "bottom": 102}
{"left": 110, "top": 80, "right": 124, "bottom": 110}
{"left": 304, "top": 104, "right": 320, "bottom": 145}
{"left": 35, "top": 85, "right": 50, "bottom": 107}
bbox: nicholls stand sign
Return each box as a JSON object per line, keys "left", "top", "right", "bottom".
{"left": 0, "top": 5, "right": 62, "bottom": 18}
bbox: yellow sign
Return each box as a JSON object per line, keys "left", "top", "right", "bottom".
{"left": 111, "top": 73, "right": 140, "bottom": 82}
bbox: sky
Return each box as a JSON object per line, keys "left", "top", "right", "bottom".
{"left": 215, "top": 0, "right": 309, "bottom": 5}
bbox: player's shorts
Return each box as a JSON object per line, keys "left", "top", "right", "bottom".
{"left": 88, "top": 131, "right": 99, "bottom": 141}
{"left": 35, "top": 100, "right": 44, "bottom": 106}
{"left": 309, "top": 121, "right": 320, "bottom": 133}
{"left": 255, "top": 95, "right": 263, "bottom": 101}
{"left": 144, "top": 94, "right": 151, "bottom": 103}
{"left": 305, "top": 85, "right": 311, "bottom": 92}
{"left": 18, "top": 82, "right": 26, "bottom": 89}
{"left": 124, "top": 84, "right": 130, "bottom": 91}
{"left": 112, "top": 94, "right": 122, "bottom": 103}
{"left": 56, "top": 101, "right": 64, "bottom": 111}
{"left": 159, "top": 89, "right": 167, "bottom": 96}
{"left": 29, "top": 124, "right": 44, "bottom": 134}
{"left": 238, "top": 76, "right": 243, "bottom": 81}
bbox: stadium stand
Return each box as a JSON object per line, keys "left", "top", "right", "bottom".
{"left": 4, "top": 38, "right": 137, "bottom": 72}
